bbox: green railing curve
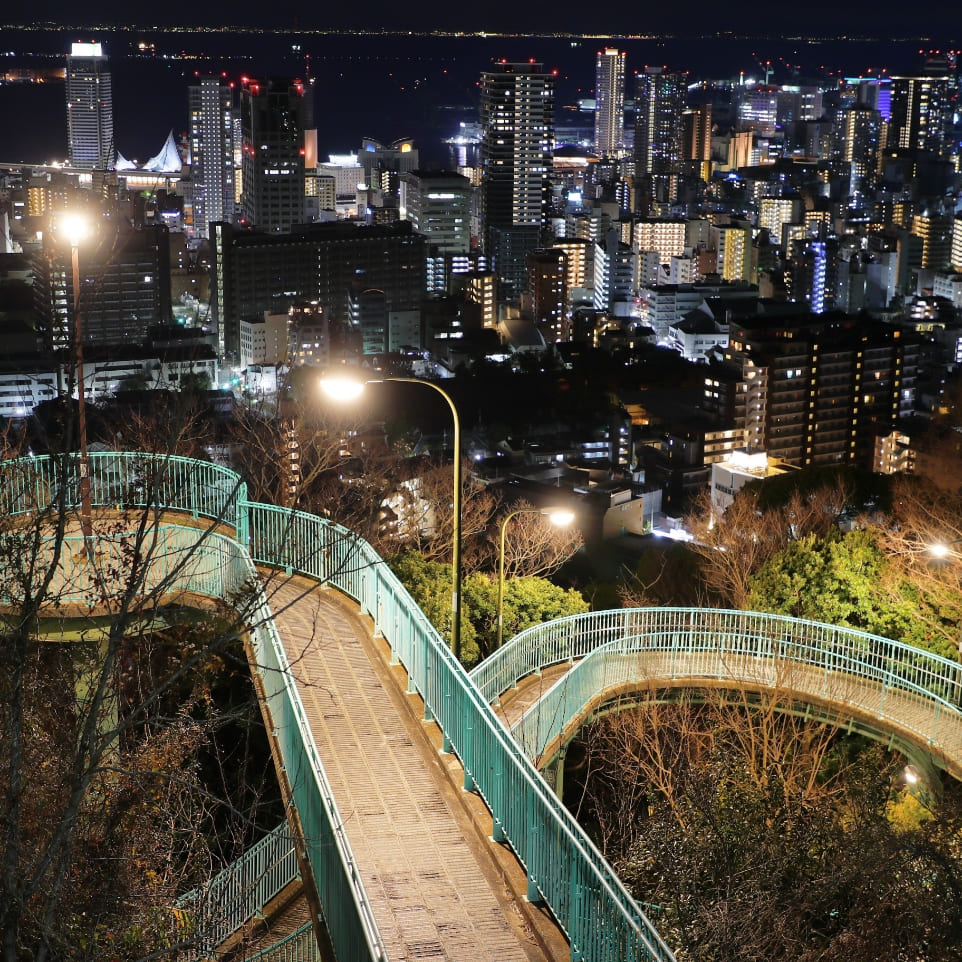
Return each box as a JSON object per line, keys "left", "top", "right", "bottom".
{"left": 471, "top": 608, "right": 962, "bottom": 779}
{"left": 3, "top": 451, "right": 675, "bottom": 962}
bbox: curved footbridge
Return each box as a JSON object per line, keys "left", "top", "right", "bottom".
{"left": 472, "top": 609, "right": 962, "bottom": 791}
{"left": 13, "top": 453, "right": 962, "bottom": 962}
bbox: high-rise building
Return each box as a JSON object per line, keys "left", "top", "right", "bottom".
{"left": 479, "top": 61, "right": 555, "bottom": 300}
{"left": 715, "top": 313, "right": 917, "bottom": 469}
{"left": 634, "top": 67, "right": 688, "bottom": 176}
{"left": 833, "top": 104, "right": 882, "bottom": 212}
{"left": 399, "top": 170, "right": 473, "bottom": 292}
{"left": 789, "top": 237, "right": 839, "bottom": 314}
{"left": 240, "top": 76, "right": 312, "bottom": 232}
{"left": 35, "top": 224, "right": 171, "bottom": 349}
{"left": 888, "top": 75, "right": 951, "bottom": 157}
{"left": 187, "top": 77, "right": 236, "bottom": 242}
{"left": 65, "top": 42, "right": 114, "bottom": 170}
{"left": 594, "top": 48, "right": 626, "bottom": 158}
{"left": 711, "top": 223, "right": 752, "bottom": 282}
{"left": 210, "top": 220, "right": 426, "bottom": 364}
{"left": 681, "top": 103, "right": 712, "bottom": 179}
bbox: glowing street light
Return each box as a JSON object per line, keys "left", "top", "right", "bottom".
{"left": 497, "top": 506, "right": 575, "bottom": 649}
{"left": 59, "top": 212, "right": 93, "bottom": 547}
{"left": 321, "top": 371, "right": 464, "bottom": 661}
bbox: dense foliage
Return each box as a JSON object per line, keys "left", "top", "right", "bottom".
{"left": 388, "top": 549, "right": 589, "bottom": 664}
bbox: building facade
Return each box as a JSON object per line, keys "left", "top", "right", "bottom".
{"left": 240, "top": 77, "right": 311, "bottom": 232}
{"left": 65, "top": 42, "right": 114, "bottom": 170}
{"left": 594, "top": 48, "right": 626, "bottom": 158}
{"left": 479, "top": 62, "right": 555, "bottom": 301}
{"left": 187, "top": 77, "right": 236, "bottom": 242}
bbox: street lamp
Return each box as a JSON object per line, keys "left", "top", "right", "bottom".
{"left": 497, "top": 506, "right": 575, "bottom": 649}
{"left": 60, "top": 213, "right": 93, "bottom": 546}
{"left": 321, "top": 372, "right": 464, "bottom": 660}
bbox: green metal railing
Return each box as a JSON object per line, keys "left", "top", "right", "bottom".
{"left": 34, "top": 520, "right": 386, "bottom": 962}
{"left": 176, "top": 821, "right": 301, "bottom": 956}
{"left": 246, "top": 923, "right": 320, "bottom": 962}
{"left": 472, "top": 609, "right": 962, "bottom": 772}
{"left": 243, "top": 501, "right": 675, "bottom": 962}
{"left": 0, "top": 452, "right": 247, "bottom": 535}
{"left": 15, "top": 451, "right": 962, "bottom": 962}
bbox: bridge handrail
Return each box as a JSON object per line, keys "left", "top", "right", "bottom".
{"left": 12, "top": 453, "right": 675, "bottom": 962}
{"left": 175, "top": 821, "right": 299, "bottom": 955}
{"left": 472, "top": 607, "right": 962, "bottom": 715}
{"left": 0, "top": 451, "right": 248, "bottom": 536}
{"left": 509, "top": 636, "right": 962, "bottom": 766}
{"left": 45, "top": 524, "right": 386, "bottom": 962}
{"left": 244, "top": 500, "right": 676, "bottom": 962}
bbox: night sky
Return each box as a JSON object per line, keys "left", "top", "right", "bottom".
{"left": 15, "top": 0, "right": 958, "bottom": 41}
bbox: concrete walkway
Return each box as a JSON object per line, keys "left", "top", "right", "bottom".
{"left": 262, "top": 574, "right": 558, "bottom": 962}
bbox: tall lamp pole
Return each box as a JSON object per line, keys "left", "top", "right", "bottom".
{"left": 497, "top": 507, "right": 574, "bottom": 649}
{"left": 62, "top": 214, "right": 93, "bottom": 546}
{"left": 321, "top": 373, "right": 463, "bottom": 661}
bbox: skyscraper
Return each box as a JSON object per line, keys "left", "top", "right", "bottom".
{"left": 888, "top": 75, "right": 951, "bottom": 157}
{"left": 594, "top": 48, "right": 626, "bottom": 158}
{"left": 188, "top": 77, "right": 236, "bottom": 242}
{"left": 240, "top": 77, "right": 312, "bottom": 233}
{"left": 634, "top": 67, "right": 687, "bottom": 177}
{"left": 479, "top": 61, "right": 555, "bottom": 300}
{"left": 65, "top": 42, "right": 114, "bottom": 170}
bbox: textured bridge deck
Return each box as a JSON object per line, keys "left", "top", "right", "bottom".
{"left": 263, "top": 574, "right": 554, "bottom": 962}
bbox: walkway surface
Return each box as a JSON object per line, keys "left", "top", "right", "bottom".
{"left": 262, "top": 573, "right": 555, "bottom": 962}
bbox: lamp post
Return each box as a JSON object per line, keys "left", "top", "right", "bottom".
{"left": 321, "top": 373, "right": 464, "bottom": 661}
{"left": 61, "top": 213, "right": 93, "bottom": 547}
{"left": 497, "top": 507, "right": 575, "bottom": 649}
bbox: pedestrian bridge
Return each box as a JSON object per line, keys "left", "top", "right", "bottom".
{"left": 471, "top": 609, "right": 962, "bottom": 787}
{"left": 7, "top": 452, "right": 962, "bottom": 962}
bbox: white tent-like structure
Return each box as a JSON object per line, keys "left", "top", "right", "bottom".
{"left": 143, "top": 131, "right": 183, "bottom": 173}
{"left": 114, "top": 131, "right": 183, "bottom": 173}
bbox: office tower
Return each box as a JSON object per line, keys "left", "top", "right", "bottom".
{"left": 65, "top": 42, "right": 114, "bottom": 170}
{"left": 479, "top": 61, "right": 555, "bottom": 301}
{"left": 240, "top": 77, "right": 311, "bottom": 232}
{"left": 399, "top": 170, "right": 473, "bottom": 292}
{"left": 594, "top": 48, "right": 626, "bottom": 158}
{"left": 888, "top": 75, "right": 951, "bottom": 157}
{"left": 634, "top": 67, "right": 687, "bottom": 176}
{"left": 187, "top": 77, "right": 236, "bottom": 242}
{"left": 210, "top": 221, "right": 426, "bottom": 364}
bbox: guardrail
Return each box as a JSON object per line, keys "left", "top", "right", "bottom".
{"left": 176, "top": 821, "right": 300, "bottom": 956}
{"left": 43, "top": 523, "right": 386, "bottom": 962}
{"left": 10, "top": 452, "right": 677, "bottom": 962}
{"left": 247, "top": 922, "right": 320, "bottom": 962}
{"left": 472, "top": 608, "right": 962, "bottom": 773}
